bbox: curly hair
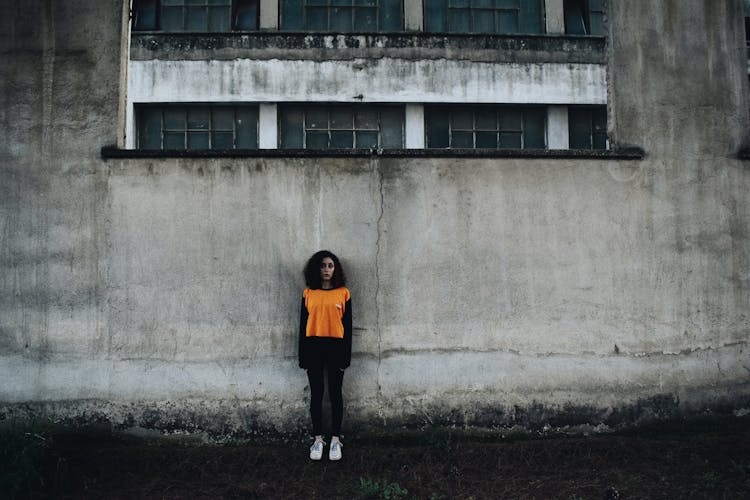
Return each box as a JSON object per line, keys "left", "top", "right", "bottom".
{"left": 304, "top": 250, "right": 347, "bottom": 289}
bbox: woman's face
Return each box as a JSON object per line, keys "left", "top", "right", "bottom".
{"left": 320, "top": 257, "right": 335, "bottom": 282}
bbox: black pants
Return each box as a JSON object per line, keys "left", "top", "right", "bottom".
{"left": 307, "top": 365, "right": 344, "bottom": 436}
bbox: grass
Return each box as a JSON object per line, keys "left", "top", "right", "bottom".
{"left": 358, "top": 477, "right": 409, "bottom": 499}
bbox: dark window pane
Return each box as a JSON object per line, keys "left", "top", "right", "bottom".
{"left": 208, "top": 6, "right": 230, "bottom": 31}
{"left": 354, "top": 7, "right": 377, "bottom": 30}
{"left": 379, "top": 108, "right": 404, "bottom": 148}
{"left": 188, "top": 131, "right": 210, "bottom": 149}
{"left": 355, "top": 0, "right": 377, "bottom": 5}
{"left": 379, "top": 0, "right": 403, "bottom": 30}
{"left": 565, "top": 0, "right": 587, "bottom": 34}
{"left": 236, "top": 108, "right": 258, "bottom": 148}
{"left": 306, "top": 7, "right": 328, "bottom": 29}
{"left": 281, "top": 0, "right": 304, "bottom": 29}
{"left": 451, "top": 0, "right": 471, "bottom": 7}
{"left": 452, "top": 131, "right": 473, "bottom": 148}
{"left": 186, "top": 6, "right": 208, "bottom": 31}
{"left": 280, "top": 107, "right": 303, "bottom": 148}
{"left": 330, "top": 7, "right": 352, "bottom": 31}
{"left": 589, "top": 12, "right": 604, "bottom": 35}
{"left": 186, "top": 0, "right": 206, "bottom": 4}
{"left": 355, "top": 109, "right": 378, "bottom": 129}
{"left": 138, "top": 108, "right": 162, "bottom": 149}
{"left": 330, "top": 130, "right": 354, "bottom": 148}
{"left": 452, "top": 109, "right": 473, "bottom": 129}
{"left": 519, "top": 0, "right": 542, "bottom": 33}
{"left": 499, "top": 131, "right": 522, "bottom": 148}
{"left": 497, "top": 0, "right": 519, "bottom": 7}
{"left": 589, "top": 0, "right": 604, "bottom": 11}
{"left": 162, "top": 6, "right": 184, "bottom": 30}
{"left": 212, "top": 108, "right": 234, "bottom": 130}
{"left": 164, "top": 108, "right": 186, "bottom": 129}
{"left": 330, "top": 108, "right": 353, "bottom": 129}
{"left": 473, "top": 11, "right": 495, "bottom": 32}
{"left": 426, "top": 108, "right": 450, "bottom": 148}
{"left": 475, "top": 0, "right": 494, "bottom": 8}
{"left": 332, "top": 0, "right": 352, "bottom": 5}
{"left": 475, "top": 131, "right": 497, "bottom": 148}
{"left": 212, "top": 131, "right": 234, "bottom": 149}
{"left": 307, "top": 108, "right": 328, "bottom": 129}
{"left": 523, "top": 109, "right": 546, "bottom": 148}
{"left": 569, "top": 109, "right": 592, "bottom": 149}
{"left": 450, "top": 9, "right": 471, "bottom": 31}
{"left": 162, "top": 0, "right": 183, "bottom": 6}
{"left": 188, "top": 107, "right": 209, "bottom": 129}
{"left": 500, "top": 109, "right": 522, "bottom": 130}
{"left": 356, "top": 131, "right": 378, "bottom": 148}
{"left": 498, "top": 10, "right": 517, "bottom": 32}
{"left": 234, "top": 0, "right": 259, "bottom": 30}
{"left": 134, "top": 0, "right": 158, "bottom": 30}
{"left": 307, "top": 131, "right": 329, "bottom": 148}
{"left": 475, "top": 108, "right": 496, "bottom": 129}
{"left": 164, "top": 131, "right": 185, "bottom": 149}
{"left": 425, "top": 0, "right": 448, "bottom": 31}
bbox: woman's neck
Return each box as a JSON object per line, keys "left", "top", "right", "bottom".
{"left": 321, "top": 280, "right": 332, "bottom": 289}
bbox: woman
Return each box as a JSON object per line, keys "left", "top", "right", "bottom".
{"left": 299, "top": 250, "right": 352, "bottom": 461}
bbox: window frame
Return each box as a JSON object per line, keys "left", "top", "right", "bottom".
{"left": 568, "top": 105, "right": 607, "bottom": 150}
{"left": 280, "top": 0, "right": 404, "bottom": 32}
{"left": 424, "top": 0, "right": 545, "bottom": 34}
{"left": 135, "top": 103, "right": 260, "bottom": 150}
{"left": 131, "top": 0, "right": 260, "bottom": 32}
{"left": 278, "top": 104, "right": 405, "bottom": 149}
{"left": 424, "top": 105, "right": 547, "bottom": 150}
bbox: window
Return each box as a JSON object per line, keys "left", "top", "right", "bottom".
{"left": 564, "top": 0, "right": 604, "bottom": 36}
{"left": 425, "top": 105, "right": 546, "bottom": 149}
{"left": 568, "top": 106, "right": 607, "bottom": 149}
{"left": 132, "top": 0, "right": 259, "bottom": 32}
{"left": 424, "top": 0, "right": 544, "bottom": 34}
{"left": 136, "top": 104, "right": 259, "bottom": 150}
{"left": 279, "top": 105, "right": 404, "bottom": 149}
{"left": 280, "top": 0, "right": 403, "bottom": 32}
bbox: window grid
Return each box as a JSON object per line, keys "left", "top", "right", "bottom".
{"left": 304, "top": 0, "right": 380, "bottom": 32}
{"left": 133, "top": 0, "right": 259, "bottom": 31}
{"left": 568, "top": 106, "right": 607, "bottom": 150}
{"left": 280, "top": 105, "right": 404, "bottom": 149}
{"left": 137, "top": 105, "right": 259, "bottom": 150}
{"left": 426, "top": 106, "right": 546, "bottom": 149}
{"left": 447, "top": 0, "right": 521, "bottom": 34}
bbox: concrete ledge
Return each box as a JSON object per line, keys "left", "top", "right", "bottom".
{"left": 101, "top": 146, "right": 645, "bottom": 160}
{"left": 130, "top": 32, "right": 606, "bottom": 63}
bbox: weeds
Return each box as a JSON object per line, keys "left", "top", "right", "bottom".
{"left": 358, "top": 477, "right": 408, "bottom": 499}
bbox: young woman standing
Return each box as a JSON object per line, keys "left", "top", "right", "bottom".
{"left": 298, "top": 250, "right": 352, "bottom": 461}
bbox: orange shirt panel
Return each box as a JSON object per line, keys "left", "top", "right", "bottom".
{"left": 303, "top": 287, "right": 350, "bottom": 339}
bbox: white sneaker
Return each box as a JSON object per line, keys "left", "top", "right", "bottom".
{"left": 329, "top": 439, "right": 342, "bottom": 461}
{"left": 309, "top": 437, "right": 325, "bottom": 461}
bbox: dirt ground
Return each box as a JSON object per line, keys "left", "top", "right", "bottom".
{"left": 18, "top": 416, "right": 750, "bottom": 499}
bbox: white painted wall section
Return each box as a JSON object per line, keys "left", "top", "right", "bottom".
{"left": 258, "top": 103, "right": 278, "bottom": 148}
{"left": 545, "top": 0, "right": 565, "bottom": 34}
{"left": 547, "top": 105, "right": 569, "bottom": 149}
{"left": 404, "top": 0, "right": 424, "bottom": 31}
{"left": 128, "top": 59, "right": 605, "bottom": 104}
{"left": 405, "top": 104, "right": 425, "bottom": 148}
{"left": 260, "top": 0, "right": 278, "bottom": 29}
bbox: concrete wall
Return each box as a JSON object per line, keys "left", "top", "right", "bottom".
{"left": 1, "top": 0, "right": 749, "bottom": 436}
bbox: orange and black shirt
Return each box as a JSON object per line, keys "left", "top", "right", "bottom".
{"left": 298, "top": 287, "right": 352, "bottom": 369}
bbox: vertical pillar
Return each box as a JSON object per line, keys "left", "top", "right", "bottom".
{"left": 545, "top": 0, "right": 565, "bottom": 34}
{"left": 405, "top": 104, "right": 425, "bottom": 148}
{"left": 404, "top": 0, "right": 423, "bottom": 31}
{"left": 547, "top": 105, "right": 569, "bottom": 149}
{"left": 260, "top": 0, "right": 279, "bottom": 29}
{"left": 119, "top": 0, "right": 133, "bottom": 148}
{"left": 259, "top": 103, "right": 278, "bottom": 148}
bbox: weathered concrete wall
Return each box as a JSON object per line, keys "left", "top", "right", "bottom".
{"left": 1, "top": 0, "right": 749, "bottom": 436}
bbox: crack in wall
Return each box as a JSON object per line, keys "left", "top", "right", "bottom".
{"left": 374, "top": 158, "right": 384, "bottom": 419}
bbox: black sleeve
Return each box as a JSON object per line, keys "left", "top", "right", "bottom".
{"left": 298, "top": 297, "right": 308, "bottom": 368}
{"left": 341, "top": 298, "right": 352, "bottom": 368}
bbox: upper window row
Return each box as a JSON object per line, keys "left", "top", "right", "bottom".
{"left": 132, "top": 0, "right": 605, "bottom": 35}
{"left": 136, "top": 103, "right": 607, "bottom": 151}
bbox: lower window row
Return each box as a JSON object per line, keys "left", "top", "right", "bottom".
{"left": 136, "top": 104, "right": 607, "bottom": 151}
